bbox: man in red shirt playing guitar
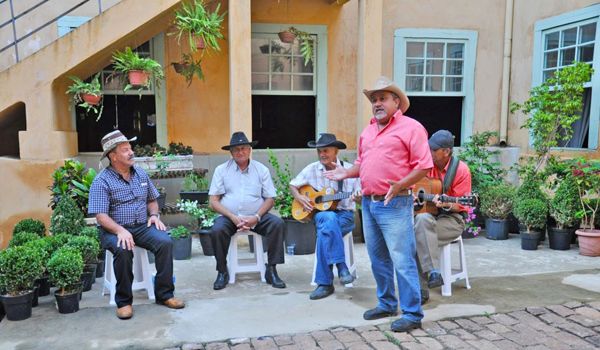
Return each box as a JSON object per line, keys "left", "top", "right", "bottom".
{"left": 414, "top": 130, "right": 472, "bottom": 302}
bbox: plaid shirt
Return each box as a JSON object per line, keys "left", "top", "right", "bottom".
{"left": 88, "top": 166, "right": 159, "bottom": 226}
{"left": 290, "top": 158, "right": 360, "bottom": 211}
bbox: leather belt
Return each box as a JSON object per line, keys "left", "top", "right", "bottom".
{"left": 369, "top": 189, "right": 412, "bottom": 202}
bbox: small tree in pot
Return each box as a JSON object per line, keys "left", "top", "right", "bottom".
{"left": 65, "top": 236, "right": 100, "bottom": 292}
{"left": 573, "top": 158, "right": 600, "bottom": 256}
{"left": 47, "top": 247, "right": 84, "bottom": 314}
{"left": 80, "top": 226, "right": 105, "bottom": 278}
{"left": 13, "top": 218, "right": 46, "bottom": 237}
{"left": 0, "top": 245, "right": 45, "bottom": 321}
{"left": 50, "top": 196, "right": 85, "bottom": 236}
{"left": 548, "top": 173, "right": 580, "bottom": 250}
{"left": 480, "top": 183, "right": 515, "bottom": 240}
{"left": 513, "top": 198, "right": 548, "bottom": 250}
{"left": 24, "top": 238, "right": 54, "bottom": 297}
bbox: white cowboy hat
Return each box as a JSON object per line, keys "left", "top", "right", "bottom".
{"left": 100, "top": 130, "right": 137, "bottom": 159}
{"left": 362, "top": 76, "right": 410, "bottom": 113}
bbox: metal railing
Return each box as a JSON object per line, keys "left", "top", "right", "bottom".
{"left": 0, "top": 0, "right": 104, "bottom": 63}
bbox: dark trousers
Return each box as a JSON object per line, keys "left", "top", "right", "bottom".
{"left": 210, "top": 213, "right": 285, "bottom": 273}
{"left": 100, "top": 224, "right": 174, "bottom": 308}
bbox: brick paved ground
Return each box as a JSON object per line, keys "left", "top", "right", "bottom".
{"left": 164, "top": 301, "right": 600, "bottom": 350}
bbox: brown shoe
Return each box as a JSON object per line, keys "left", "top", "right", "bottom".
{"left": 159, "top": 297, "right": 185, "bottom": 309}
{"left": 116, "top": 305, "right": 133, "bottom": 320}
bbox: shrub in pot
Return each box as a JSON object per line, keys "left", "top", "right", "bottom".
{"left": 0, "top": 245, "right": 45, "bottom": 321}
{"left": 50, "top": 196, "right": 85, "bottom": 236}
{"left": 573, "top": 158, "right": 600, "bottom": 256}
{"left": 13, "top": 218, "right": 46, "bottom": 237}
{"left": 49, "top": 159, "right": 97, "bottom": 215}
{"left": 548, "top": 173, "right": 580, "bottom": 250}
{"left": 24, "top": 238, "right": 54, "bottom": 297}
{"left": 180, "top": 172, "right": 209, "bottom": 204}
{"left": 170, "top": 225, "right": 192, "bottom": 260}
{"left": 47, "top": 247, "right": 84, "bottom": 314}
{"left": 65, "top": 73, "right": 103, "bottom": 121}
{"left": 480, "top": 183, "right": 515, "bottom": 240}
{"left": 80, "top": 226, "right": 105, "bottom": 278}
{"left": 9, "top": 231, "right": 40, "bottom": 247}
{"left": 513, "top": 198, "right": 548, "bottom": 250}
{"left": 65, "top": 236, "right": 100, "bottom": 291}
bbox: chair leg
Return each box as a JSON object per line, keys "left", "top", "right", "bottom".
{"left": 440, "top": 244, "right": 452, "bottom": 297}
{"left": 458, "top": 237, "right": 471, "bottom": 290}
{"left": 228, "top": 235, "right": 238, "bottom": 284}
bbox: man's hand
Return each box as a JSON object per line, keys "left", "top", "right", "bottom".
{"left": 297, "top": 195, "right": 314, "bottom": 212}
{"left": 236, "top": 215, "right": 258, "bottom": 231}
{"left": 384, "top": 179, "right": 407, "bottom": 206}
{"left": 117, "top": 229, "right": 135, "bottom": 250}
{"left": 432, "top": 194, "right": 452, "bottom": 211}
{"left": 148, "top": 215, "right": 166, "bottom": 231}
{"left": 323, "top": 162, "right": 348, "bottom": 181}
{"left": 350, "top": 189, "right": 362, "bottom": 203}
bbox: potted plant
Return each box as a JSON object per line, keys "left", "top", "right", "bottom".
{"left": 513, "top": 198, "right": 548, "bottom": 250}
{"left": 133, "top": 142, "right": 195, "bottom": 176}
{"left": 277, "top": 27, "right": 314, "bottom": 66}
{"left": 479, "top": 182, "right": 515, "bottom": 240}
{"left": 65, "top": 73, "right": 104, "bottom": 121}
{"left": 172, "top": 53, "right": 204, "bottom": 86}
{"left": 515, "top": 173, "right": 547, "bottom": 238}
{"left": 111, "top": 47, "right": 165, "bottom": 95}
{"left": 47, "top": 247, "right": 84, "bottom": 314}
{"left": 172, "top": 0, "right": 226, "bottom": 53}
{"left": 9, "top": 231, "right": 40, "bottom": 247}
{"left": 80, "top": 226, "right": 105, "bottom": 278}
{"left": 65, "top": 236, "right": 100, "bottom": 291}
{"left": 180, "top": 171, "right": 209, "bottom": 204}
{"left": 26, "top": 237, "right": 55, "bottom": 297}
{"left": 49, "top": 159, "right": 97, "bottom": 222}
{"left": 177, "top": 199, "right": 217, "bottom": 256}
{"left": 548, "top": 172, "right": 580, "bottom": 250}
{"left": 50, "top": 196, "right": 85, "bottom": 236}
{"left": 169, "top": 225, "right": 192, "bottom": 260}
{"left": 267, "top": 149, "right": 316, "bottom": 255}
{"left": 573, "top": 158, "right": 600, "bottom": 256}
{"left": 0, "top": 245, "right": 45, "bottom": 321}
{"left": 13, "top": 218, "right": 46, "bottom": 237}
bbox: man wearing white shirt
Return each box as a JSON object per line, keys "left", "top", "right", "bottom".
{"left": 208, "top": 132, "right": 286, "bottom": 290}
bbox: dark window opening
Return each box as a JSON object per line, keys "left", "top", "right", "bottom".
{"left": 557, "top": 87, "right": 590, "bottom": 148}
{"left": 0, "top": 102, "right": 27, "bottom": 158}
{"left": 405, "top": 96, "right": 463, "bottom": 146}
{"left": 76, "top": 95, "right": 156, "bottom": 152}
{"left": 252, "top": 95, "right": 315, "bottom": 148}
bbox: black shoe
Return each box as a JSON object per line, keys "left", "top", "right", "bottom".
{"left": 309, "top": 285, "right": 335, "bottom": 300}
{"left": 265, "top": 264, "right": 286, "bottom": 289}
{"left": 338, "top": 268, "right": 355, "bottom": 285}
{"left": 427, "top": 272, "right": 443, "bottom": 289}
{"left": 390, "top": 318, "right": 422, "bottom": 332}
{"left": 213, "top": 272, "right": 229, "bottom": 290}
{"left": 421, "top": 289, "right": 429, "bottom": 305}
{"left": 363, "top": 307, "right": 398, "bottom": 320}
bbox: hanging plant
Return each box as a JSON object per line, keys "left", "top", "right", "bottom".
{"left": 111, "top": 47, "right": 165, "bottom": 97}
{"left": 172, "top": 0, "right": 226, "bottom": 53}
{"left": 171, "top": 53, "right": 204, "bottom": 87}
{"left": 278, "top": 27, "right": 314, "bottom": 66}
{"left": 65, "top": 73, "right": 104, "bottom": 121}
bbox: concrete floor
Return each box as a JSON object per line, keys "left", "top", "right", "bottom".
{"left": 1, "top": 233, "right": 599, "bottom": 350}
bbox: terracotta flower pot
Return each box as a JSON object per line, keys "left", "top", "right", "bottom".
{"left": 194, "top": 36, "right": 205, "bottom": 50}
{"left": 575, "top": 229, "right": 600, "bottom": 256}
{"left": 172, "top": 62, "right": 188, "bottom": 74}
{"left": 81, "top": 93, "right": 101, "bottom": 105}
{"left": 278, "top": 31, "right": 296, "bottom": 43}
{"left": 128, "top": 70, "right": 149, "bottom": 86}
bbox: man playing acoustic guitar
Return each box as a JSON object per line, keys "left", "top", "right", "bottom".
{"left": 414, "top": 129, "right": 472, "bottom": 303}
{"left": 289, "top": 133, "right": 361, "bottom": 300}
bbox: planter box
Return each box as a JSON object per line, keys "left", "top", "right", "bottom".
{"left": 134, "top": 155, "right": 193, "bottom": 174}
{"left": 180, "top": 191, "right": 209, "bottom": 204}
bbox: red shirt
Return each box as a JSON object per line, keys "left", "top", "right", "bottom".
{"left": 430, "top": 159, "right": 472, "bottom": 213}
{"left": 356, "top": 111, "right": 433, "bottom": 195}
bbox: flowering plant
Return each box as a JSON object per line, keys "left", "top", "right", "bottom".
{"left": 177, "top": 199, "right": 218, "bottom": 228}
{"left": 572, "top": 158, "right": 600, "bottom": 230}
{"left": 464, "top": 206, "right": 481, "bottom": 236}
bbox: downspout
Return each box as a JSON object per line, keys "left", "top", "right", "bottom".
{"left": 499, "top": 0, "right": 514, "bottom": 146}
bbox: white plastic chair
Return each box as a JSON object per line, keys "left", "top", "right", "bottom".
{"left": 311, "top": 232, "right": 357, "bottom": 287}
{"left": 102, "top": 246, "right": 156, "bottom": 305}
{"left": 440, "top": 235, "right": 471, "bottom": 296}
{"left": 227, "top": 231, "right": 266, "bottom": 283}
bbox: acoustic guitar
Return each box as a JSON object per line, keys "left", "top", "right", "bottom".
{"left": 292, "top": 185, "right": 353, "bottom": 222}
{"left": 414, "top": 177, "right": 478, "bottom": 215}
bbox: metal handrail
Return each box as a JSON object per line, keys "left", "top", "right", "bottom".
{"left": 0, "top": 0, "right": 104, "bottom": 64}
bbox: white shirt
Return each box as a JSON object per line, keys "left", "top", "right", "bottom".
{"left": 209, "top": 159, "right": 277, "bottom": 216}
{"left": 290, "top": 158, "right": 360, "bottom": 211}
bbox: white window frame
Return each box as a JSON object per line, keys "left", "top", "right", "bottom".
{"left": 394, "top": 29, "right": 478, "bottom": 144}
{"left": 533, "top": 5, "right": 600, "bottom": 150}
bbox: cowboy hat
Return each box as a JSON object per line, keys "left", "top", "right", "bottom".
{"left": 100, "top": 130, "right": 137, "bottom": 159}
{"left": 307, "top": 133, "right": 347, "bottom": 149}
{"left": 221, "top": 131, "right": 258, "bottom": 150}
{"left": 362, "top": 76, "right": 410, "bottom": 113}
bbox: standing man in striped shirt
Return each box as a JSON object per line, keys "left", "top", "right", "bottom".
{"left": 89, "top": 130, "right": 185, "bottom": 320}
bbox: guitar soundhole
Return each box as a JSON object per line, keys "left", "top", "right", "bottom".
{"left": 315, "top": 196, "right": 323, "bottom": 204}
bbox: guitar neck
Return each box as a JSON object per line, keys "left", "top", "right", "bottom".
{"left": 320, "top": 192, "right": 352, "bottom": 203}
{"left": 419, "top": 193, "right": 463, "bottom": 204}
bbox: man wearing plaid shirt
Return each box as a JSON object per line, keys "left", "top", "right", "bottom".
{"left": 88, "top": 130, "right": 184, "bottom": 320}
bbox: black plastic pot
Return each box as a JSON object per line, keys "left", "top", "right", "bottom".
{"left": 54, "top": 289, "right": 80, "bottom": 314}
{"left": 548, "top": 227, "right": 573, "bottom": 250}
{"left": 80, "top": 270, "right": 94, "bottom": 292}
{"left": 521, "top": 230, "right": 541, "bottom": 250}
{"left": 284, "top": 219, "right": 316, "bottom": 255}
{"left": 35, "top": 276, "right": 50, "bottom": 297}
{"left": 96, "top": 259, "right": 105, "bottom": 278}
{"left": 485, "top": 218, "right": 509, "bottom": 240}
{"left": 32, "top": 286, "right": 39, "bottom": 307}
{"left": 1, "top": 291, "right": 33, "bottom": 321}
{"left": 85, "top": 263, "right": 97, "bottom": 285}
{"left": 199, "top": 229, "right": 214, "bottom": 256}
{"left": 172, "top": 236, "right": 192, "bottom": 260}
{"left": 180, "top": 191, "right": 209, "bottom": 204}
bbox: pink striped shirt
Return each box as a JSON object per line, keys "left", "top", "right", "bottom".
{"left": 356, "top": 111, "right": 433, "bottom": 195}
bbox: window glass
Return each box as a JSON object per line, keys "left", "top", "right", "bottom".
{"left": 405, "top": 41, "right": 465, "bottom": 93}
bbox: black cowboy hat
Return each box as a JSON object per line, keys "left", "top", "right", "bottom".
{"left": 221, "top": 131, "right": 258, "bottom": 150}
{"left": 307, "top": 133, "right": 347, "bottom": 149}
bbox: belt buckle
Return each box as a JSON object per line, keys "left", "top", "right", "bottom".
{"left": 370, "top": 194, "right": 381, "bottom": 202}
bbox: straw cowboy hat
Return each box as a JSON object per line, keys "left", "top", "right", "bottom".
{"left": 362, "top": 76, "right": 410, "bottom": 113}
{"left": 100, "top": 130, "right": 137, "bottom": 159}
{"left": 221, "top": 131, "right": 258, "bottom": 150}
{"left": 307, "top": 133, "right": 347, "bottom": 149}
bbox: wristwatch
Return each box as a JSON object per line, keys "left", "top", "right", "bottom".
{"left": 150, "top": 213, "right": 160, "bottom": 219}
{"left": 254, "top": 213, "right": 261, "bottom": 222}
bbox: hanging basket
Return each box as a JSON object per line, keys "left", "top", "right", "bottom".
{"left": 278, "top": 31, "right": 296, "bottom": 44}
{"left": 128, "top": 70, "right": 149, "bottom": 86}
{"left": 172, "top": 62, "right": 189, "bottom": 74}
{"left": 194, "top": 36, "right": 206, "bottom": 50}
{"left": 81, "top": 93, "right": 101, "bottom": 105}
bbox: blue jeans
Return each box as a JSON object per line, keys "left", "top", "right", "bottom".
{"left": 314, "top": 210, "right": 355, "bottom": 285}
{"left": 362, "top": 196, "right": 423, "bottom": 322}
